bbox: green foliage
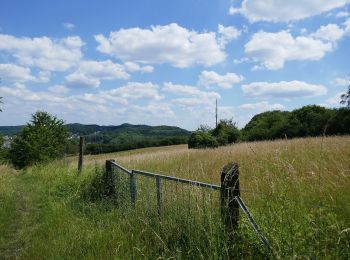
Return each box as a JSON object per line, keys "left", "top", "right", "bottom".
{"left": 82, "top": 165, "right": 110, "bottom": 202}
{"left": 0, "top": 135, "right": 7, "bottom": 163}
{"left": 242, "top": 105, "right": 350, "bottom": 141}
{"left": 212, "top": 119, "right": 240, "bottom": 145}
{"left": 340, "top": 80, "right": 350, "bottom": 108}
{"left": 85, "top": 136, "right": 189, "bottom": 155}
{"left": 9, "top": 111, "right": 69, "bottom": 168}
{"left": 189, "top": 119, "right": 239, "bottom": 149}
{"left": 188, "top": 131, "right": 219, "bottom": 149}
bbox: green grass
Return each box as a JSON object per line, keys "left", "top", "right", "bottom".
{"left": 0, "top": 136, "right": 349, "bottom": 259}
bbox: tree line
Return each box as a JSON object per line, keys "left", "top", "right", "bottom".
{"left": 0, "top": 104, "right": 349, "bottom": 168}
{"left": 188, "top": 105, "right": 350, "bottom": 149}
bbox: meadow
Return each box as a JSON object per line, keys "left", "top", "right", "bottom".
{"left": 1, "top": 136, "right": 349, "bottom": 259}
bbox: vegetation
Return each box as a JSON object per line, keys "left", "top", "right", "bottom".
{"left": 340, "top": 80, "right": 350, "bottom": 108}
{"left": 0, "top": 123, "right": 190, "bottom": 155}
{"left": 188, "top": 119, "right": 240, "bottom": 149}
{"left": 85, "top": 135, "right": 188, "bottom": 154}
{"left": 8, "top": 111, "right": 69, "bottom": 168}
{"left": 0, "top": 136, "right": 349, "bottom": 258}
{"left": 190, "top": 106, "right": 350, "bottom": 149}
{"left": 241, "top": 105, "right": 350, "bottom": 141}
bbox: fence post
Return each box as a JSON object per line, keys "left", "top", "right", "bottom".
{"left": 156, "top": 176, "right": 162, "bottom": 216}
{"left": 105, "top": 159, "right": 116, "bottom": 198}
{"left": 78, "top": 136, "right": 84, "bottom": 172}
{"left": 220, "top": 162, "right": 240, "bottom": 236}
{"left": 130, "top": 170, "right": 137, "bottom": 205}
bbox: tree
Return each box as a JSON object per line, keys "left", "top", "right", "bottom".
{"left": 188, "top": 131, "right": 218, "bottom": 149}
{"left": 9, "top": 111, "right": 69, "bottom": 168}
{"left": 340, "top": 79, "right": 350, "bottom": 109}
{"left": 212, "top": 119, "right": 240, "bottom": 145}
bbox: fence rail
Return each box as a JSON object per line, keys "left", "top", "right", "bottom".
{"left": 105, "top": 159, "right": 271, "bottom": 251}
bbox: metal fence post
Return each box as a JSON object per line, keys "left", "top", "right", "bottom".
{"left": 220, "top": 162, "right": 240, "bottom": 236}
{"left": 130, "top": 170, "right": 137, "bottom": 205}
{"left": 105, "top": 159, "right": 116, "bottom": 198}
{"left": 156, "top": 176, "right": 162, "bottom": 216}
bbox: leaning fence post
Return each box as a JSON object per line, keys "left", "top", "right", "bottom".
{"left": 130, "top": 170, "right": 137, "bottom": 205}
{"left": 105, "top": 159, "right": 116, "bottom": 198}
{"left": 78, "top": 136, "right": 84, "bottom": 172}
{"left": 220, "top": 162, "right": 240, "bottom": 236}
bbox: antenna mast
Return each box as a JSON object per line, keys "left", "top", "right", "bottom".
{"left": 215, "top": 99, "right": 218, "bottom": 127}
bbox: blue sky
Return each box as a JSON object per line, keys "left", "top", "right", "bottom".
{"left": 0, "top": 0, "right": 349, "bottom": 130}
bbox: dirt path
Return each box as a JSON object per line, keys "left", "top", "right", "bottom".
{"left": 0, "top": 170, "right": 35, "bottom": 259}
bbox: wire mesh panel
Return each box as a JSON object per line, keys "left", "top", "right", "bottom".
{"left": 109, "top": 161, "right": 232, "bottom": 257}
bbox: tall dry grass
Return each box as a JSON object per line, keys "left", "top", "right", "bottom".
{"left": 0, "top": 136, "right": 349, "bottom": 259}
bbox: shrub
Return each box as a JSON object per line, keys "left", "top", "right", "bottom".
{"left": 9, "top": 111, "right": 69, "bottom": 168}
{"left": 212, "top": 119, "right": 240, "bottom": 145}
{"left": 188, "top": 131, "right": 218, "bottom": 149}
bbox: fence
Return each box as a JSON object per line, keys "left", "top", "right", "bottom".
{"left": 104, "top": 159, "right": 271, "bottom": 252}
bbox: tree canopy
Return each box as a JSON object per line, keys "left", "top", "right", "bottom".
{"left": 9, "top": 111, "right": 69, "bottom": 168}
{"left": 340, "top": 80, "right": 350, "bottom": 109}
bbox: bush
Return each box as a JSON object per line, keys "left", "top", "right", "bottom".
{"left": 0, "top": 135, "right": 8, "bottom": 163}
{"left": 212, "top": 119, "right": 240, "bottom": 145}
{"left": 188, "top": 131, "right": 218, "bottom": 149}
{"left": 9, "top": 111, "right": 69, "bottom": 168}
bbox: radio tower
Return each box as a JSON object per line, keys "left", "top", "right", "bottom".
{"left": 215, "top": 99, "right": 218, "bottom": 128}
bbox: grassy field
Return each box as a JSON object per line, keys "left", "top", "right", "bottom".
{"left": 1, "top": 136, "right": 349, "bottom": 259}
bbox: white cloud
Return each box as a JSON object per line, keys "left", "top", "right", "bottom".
{"left": 344, "top": 18, "right": 350, "bottom": 33}
{"left": 0, "top": 34, "right": 84, "bottom": 71}
{"left": 0, "top": 83, "right": 65, "bottom": 103}
{"left": 240, "top": 101, "right": 285, "bottom": 110}
{"left": 103, "top": 82, "right": 162, "bottom": 102}
{"left": 0, "top": 63, "right": 50, "bottom": 83}
{"left": 0, "top": 82, "right": 176, "bottom": 125}
{"left": 311, "top": 24, "right": 345, "bottom": 42}
{"left": 331, "top": 77, "right": 349, "bottom": 86}
{"left": 336, "top": 11, "right": 349, "bottom": 17}
{"left": 163, "top": 82, "right": 220, "bottom": 106}
{"left": 233, "top": 57, "right": 250, "bottom": 64}
{"left": 242, "top": 81, "right": 327, "bottom": 98}
{"left": 217, "top": 24, "right": 241, "bottom": 47}
{"left": 128, "top": 103, "right": 175, "bottom": 118}
{"left": 198, "top": 70, "right": 244, "bottom": 89}
{"left": 229, "top": 0, "right": 350, "bottom": 22}
{"left": 65, "top": 60, "right": 130, "bottom": 88}
{"left": 48, "top": 85, "right": 69, "bottom": 94}
{"left": 95, "top": 23, "right": 226, "bottom": 68}
{"left": 0, "top": 64, "right": 36, "bottom": 82}
{"left": 245, "top": 30, "right": 332, "bottom": 70}
{"left": 63, "top": 23, "right": 75, "bottom": 30}
{"left": 326, "top": 92, "right": 344, "bottom": 105}
{"left": 123, "top": 61, "right": 154, "bottom": 73}
{"left": 65, "top": 73, "right": 100, "bottom": 88}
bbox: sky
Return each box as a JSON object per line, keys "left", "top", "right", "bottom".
{"left": 0, "top": 0, "right": 349, "bottom": 130}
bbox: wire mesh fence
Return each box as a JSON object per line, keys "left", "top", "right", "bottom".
{"left": 103, "top": 158, "right": 349, "bottom": 259}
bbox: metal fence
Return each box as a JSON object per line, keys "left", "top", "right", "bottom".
{"left": 104, "top": 159, "right": 271, "bottom": 251}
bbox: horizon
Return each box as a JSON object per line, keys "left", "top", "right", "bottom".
{"left": 0, "top": 0, "right": 349, "bottom": 130}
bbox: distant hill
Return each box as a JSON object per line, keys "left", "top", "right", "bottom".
{"left": 0, "top": 123, "right": 191, "bottom": 154}
{"left": 0, "top": 126, "right": 24, "bottom": 136}
{"left": 0, "top": 123, "right": 190, "bottom": 138}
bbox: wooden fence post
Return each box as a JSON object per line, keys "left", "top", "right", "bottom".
{"left": 220, "top": 162, "right": 240, "bottom": 236}
{"left": 78, "top": 136, "right": 84, "bottom": 172}
{"left": 105, "top": 159, "right": 116, "bottom": 198}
